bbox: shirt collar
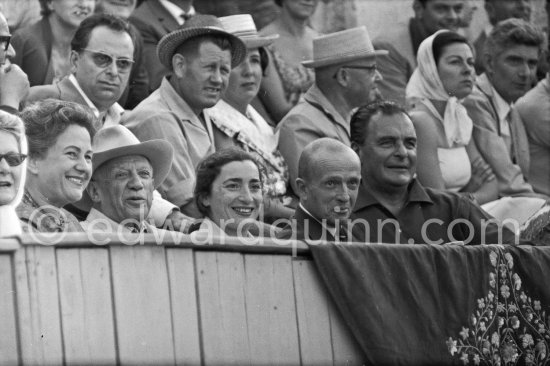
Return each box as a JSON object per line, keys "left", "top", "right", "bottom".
{"left": 304, "top": 84, "right": 350, "bottom": 133}
{"left": 68, "top": 74, "right": 124, "bottom": 126}
{"left": 298, "top": 202, "right": 337, "bottom": 237}
{"left": 353, "top": 179, "right": 433, "bottom": 212}
{"left": 485, "top": 74, "right": 512, "bottom": 137}
{"left": 158, "top": 0, "right": 195, "bottom": 25}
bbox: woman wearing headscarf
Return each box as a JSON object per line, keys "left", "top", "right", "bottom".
{"left": 406, "top": 30, "right": 497, "bottom": 204}
{"left": 0, "top": 111, "right": 27, "bottom": 237}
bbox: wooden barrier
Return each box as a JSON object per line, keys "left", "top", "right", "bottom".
{"left": 0, "top": 233, "right": 364, "bottom": 365}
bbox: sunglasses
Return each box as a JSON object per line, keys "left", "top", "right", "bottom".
{"left": 0, "top": 153, "right": 27, "bottom": 167}
{"left": 81, "top": 48, "right": 135, "bottom": 72}
{"left": 0, "top": 35, "right": 11, "bottom": 51}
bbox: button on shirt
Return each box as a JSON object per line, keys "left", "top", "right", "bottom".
{"left": 352, "top": 180, "right": 515, "bottom": 245}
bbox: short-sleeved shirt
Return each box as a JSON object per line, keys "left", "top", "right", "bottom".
{"left": 352, "top": 180, "right": 515, "bottom": 245}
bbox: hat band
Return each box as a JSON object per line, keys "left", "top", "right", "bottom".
{"left": 232, "top": 29, "right": 259, "bottom": 38}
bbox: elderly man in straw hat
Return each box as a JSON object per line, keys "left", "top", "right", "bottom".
{"left": 83, "top": 125, "right": 174, "bottom": 234}
{"left": 124, "top": 14, "right": 246, "bottom": 218}
{"left": 277, "top": 26, "right": 387, "bottom": 196}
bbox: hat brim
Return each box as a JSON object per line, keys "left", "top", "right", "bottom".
{"left": 241, "top": 34, "right": 278, "bottom": 49}
{"left": 302, "top": 49, "right": 389, "bottom": 68}
{"left": 157, "top": 27, "right": 247, "bottom": 70}
{"left": 92, "top": 139, "right": 174, "bottom": 189}
{"left": 76, "top": 140, "right": 174, "bottom": 213}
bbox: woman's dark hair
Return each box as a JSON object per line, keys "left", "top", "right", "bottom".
{"left": 19, "top": 99, "right": 97, "bottom": 159}
{"left": 432, "top": 31, "right": 470, "bottom": 65}
{"left": 194, "top": 148, "right": 264, "bottom": 217}
{"left": 258, "top": 46, "right": 269, "bottom": 75}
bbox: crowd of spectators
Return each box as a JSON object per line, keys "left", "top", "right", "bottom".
{"left": 0, "top": 0, "right": 548, "bottom": 244}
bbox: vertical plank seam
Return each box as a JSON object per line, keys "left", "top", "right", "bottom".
{"left": 192, "top": 251, "right": 206, "bottom": 366}
{"left": 107, "top": 247, "right": 121, "bottom": 365}
{"left": 53, "top": 248, "right": 67, "bottom": 366}
{"left": 291, "top": 259, "right": 305, "bottom": 366}
{"left": 164, "top": 248, "right": 178, "bottom": 366}
{"left": 9, "top": 252, "right": 22, "bottom": 366}
{"left": 241, "top": 254, "right": 252, "bottom": 365}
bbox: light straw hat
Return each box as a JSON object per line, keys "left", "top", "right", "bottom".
{"left": 219, "top": 14, "right": 278, "bottom": 49}
{"left": 302, "top": 26, "right": 388, "bottom": 68}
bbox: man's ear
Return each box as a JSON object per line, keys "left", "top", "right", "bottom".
{"left": 334, "top": 67, "right": 349, "bottom": 87}
{"left": 172, "top": 53, "right": 187, "bottom": 78}
{"left": 69, "top": 50, "right": 79, "bottom": 74}
{"left": 295, "top": 178, "right": 308, "bottom": 202}
{"left": 351, "top": 141, "right": 361, "bottom": 156}
{"left": 87, "top": 181, "right": 101, "bottom": 203}
{"left": 26, "top": 156, "right": 39, "bottom": 175}
{"left": 483, "top": 53, "right": 494, "bottom": 76}
{"left": 412, "top": 0, "right": 424, "bottom": 18}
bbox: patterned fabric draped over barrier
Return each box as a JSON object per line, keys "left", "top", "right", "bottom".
{"left": 310, "top": 243, "right": 550, "bottom": 366}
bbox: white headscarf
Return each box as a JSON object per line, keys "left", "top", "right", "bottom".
{"left": 406, "top": 30, "right": 473, "bottom": 147}
{"left": 0, "top": 113, "right": 27, "bottom": 237}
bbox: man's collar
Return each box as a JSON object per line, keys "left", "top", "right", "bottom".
{"left": 68, "top": 74, "right": 99, "bottom": 117}
{"left": 298, "top": 203, "right": 338, "bottom": 238}
{"left": 158, "top": 0, "right": 195, "bottom": 25}
{"left": 353, "top": 179, "right": 433, "bottom": 212}
{"left": 477, "top": 73, "right": 512, "bottom": 136}
{"left": 304, "top": 84, "right": 350, "bottom": 132}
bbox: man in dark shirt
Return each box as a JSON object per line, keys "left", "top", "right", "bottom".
{"left": 350, "top": 100, "right": 516, "bottom": 245}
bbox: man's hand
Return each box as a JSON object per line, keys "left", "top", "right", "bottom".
{"left": 0, "top": 63, "right": 29, "bottom": 110}
{"left": 162, "top": 209, "right": 196, "bottom": 234}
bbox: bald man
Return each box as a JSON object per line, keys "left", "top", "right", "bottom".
{"left": 277, "top": 138, "right": 362, "bottom": 242}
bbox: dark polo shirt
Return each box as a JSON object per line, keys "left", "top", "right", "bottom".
{"left": 351, "top": 180, "right": 516, "bottom": 245}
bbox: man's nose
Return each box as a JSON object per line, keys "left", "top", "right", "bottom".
{"left": 6, "top": 43, "right": 15, "bottom": 59}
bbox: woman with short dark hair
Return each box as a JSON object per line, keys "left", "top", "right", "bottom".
{"left": 17, "top": 99, "right": 96, "bottom": 232}
{"left": 191, "top": 148, "right": 264, "bottom": 238}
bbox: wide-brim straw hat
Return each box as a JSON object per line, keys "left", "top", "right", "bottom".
{"left": 157, "top": 14, "right": 247, "bottom": 69}
{"left": 75, "top": 125, "right": 174, "bottom": 212}
{"left": 302, "top": 26, "right": 388, "bottom": 68}
{"left": 219, "top": 14, "right": 278, "bottom": 49}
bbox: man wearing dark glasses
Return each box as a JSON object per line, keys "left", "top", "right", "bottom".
{"left": 0, "top": 11, "right": 29, "bottom": 114}
{"left": 26, "top": 13, "right": 193, "bottom": 233}
{"left": 27, "top": 13, "right": 133, "bottom": 128}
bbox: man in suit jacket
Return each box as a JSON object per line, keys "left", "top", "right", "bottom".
{"left": 129, "top": 0, "right": 195, "bottom": 91}
{"left": 277, "top": 138, "right": 362, "bottom": 242}
{"left": 464, "top": 18, "right": 544, "bottom": 198}
{"left": 25, "top": 13, "right": 193, "bottom": 232}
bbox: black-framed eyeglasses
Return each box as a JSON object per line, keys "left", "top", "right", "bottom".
{"left": 0, "top": 35, "right": 11, "bottom": 51}
{"left": 0, "top": 153, "right": 26, "bottom": 167}
{"left": 80, "top": 48, "right": 135, "bottom": 72}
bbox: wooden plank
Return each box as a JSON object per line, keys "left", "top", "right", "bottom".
{"left": 243, "top": 254, "right": 301, "bottom": 365}
{"left": 165, "top": 248, "right": 201, "bottom": 365}
{"left": 56, "top": 248, "right": 117, "bottom": 365}
{"left": 292, "top": 259, "right": 334, "bottom": 365}
{"left": 327, "top": 294, "right": 365, "bottom": 365}
{"left": 110, "top": 246, "right": 175, "bottom": 365}
{"left": 0, "top": 254, "right": 18, "bottom": 364}
{"left": 195, "top": 252, "right": 251, "bottom": 365}
{"left": 14, "top": 246, "right": 63, "bottom": 365}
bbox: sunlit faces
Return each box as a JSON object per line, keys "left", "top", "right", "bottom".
{"left": 486, "top": 44, "right": 539, "bottom": 103}
{"left": 296, "top": 150, "right": 361, "bottom": 227}
{"left": 95, "top": 0, "right": 137, "bottom": 19}
{"left": 437, "top": 42, "right": 475, "bottom": 99}
{"left": 174, "top": 40, "right": 232, "bottom": 115}
{"left": 359, "top": 112, "right": 417, "bottom": 191}
{"left": 71, "top": 26, "right": 134, "bottom": 110}
{"left": 89, "top": 155, "right": 155, "bottom": 223}
{"left": 224, "top": 48, "right": 263, "bottom": 107}
{"left": 283, "top": 0, "right": 319, "bottom": 19}
{"left": 415, "top": 0, "right": 465, "bottom": 33}
{"left": 30, "top": 125, "right": 93, "bottom": 207}
{"left": 49, "top": 0, "right": 95, "bottom": 28}
{"left": 487, "top": 0, "right": 531, "bottom": 24}
{"left": 0, "top": 13, "right": 14, "bottom": 65}
{"left": 0, "top": 131, "right": 22, "bottom": 205}
{"left": 201, "top": 160, "right": 263, "bottom": 234}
